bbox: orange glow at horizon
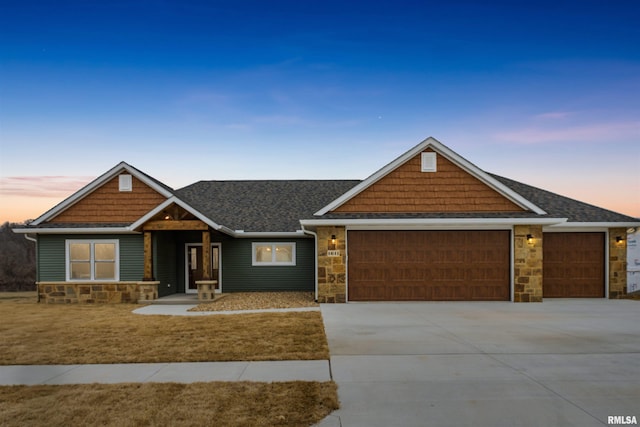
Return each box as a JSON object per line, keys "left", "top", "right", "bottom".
{"left": 0, "top": 195, "right": 68, "bottom": 224}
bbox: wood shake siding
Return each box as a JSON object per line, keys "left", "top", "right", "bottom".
{"left": 49, "top": 175, "right": 167, "bottom": 223}
{"left": 333, "top": 150, "right": 525, "bottom": 213}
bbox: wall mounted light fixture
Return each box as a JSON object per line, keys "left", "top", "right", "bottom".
{"left": 616, "top": 236, "right": 624, "bottom": 243}
{"left": 328, "top": 235, "right": 337, "bottom": 250}
{"left": 526, "top": 234, "right": 534, "bottom": 244}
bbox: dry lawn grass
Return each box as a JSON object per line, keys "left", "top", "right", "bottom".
{"left": 0, "top": 293, "right": 329, "bottom": 365}
{"left": 0, "top": 381, "right": 339, "bottom": 427}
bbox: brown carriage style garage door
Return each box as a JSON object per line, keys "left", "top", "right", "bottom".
{"left": 543, "top": 232, "right": 605, "bottom": 298}
{"left": 348, "top": 230, "right": 510, "bottom": 301}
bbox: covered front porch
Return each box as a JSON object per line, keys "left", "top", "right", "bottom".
{"left": 138, "top": 203, "right": 220, "bottom": 302}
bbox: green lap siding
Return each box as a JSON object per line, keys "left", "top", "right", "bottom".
{"left": 37, "top": 233, "right": 314, "bottom": 293}
{"left": 119, "top": 235, "right": 144, "bottom": 281}
{"left": 37, "top": 234, "right": 143, "bottom": 282}
{"left": 169, "top": 232, "right": 315, "bottom": 293}
{"left": 37, "top": 235, "right": 66, "bottom": 282}
{"left": 221, "top": 237, "right": 315, "bottom": 292}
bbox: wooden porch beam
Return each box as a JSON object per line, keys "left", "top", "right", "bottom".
{"left": 143, "top": 220, "right": 209, "bottom": 231}
{"left": 202, "top": 231, "right": 211, "bottom": 280}
{"left": 143, "top": 231, "right": 154, "bottom": 281}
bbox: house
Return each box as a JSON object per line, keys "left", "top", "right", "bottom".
{"left": 14, "top": 137, "right": 639, "bottom": 303}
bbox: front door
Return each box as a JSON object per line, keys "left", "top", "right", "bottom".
{"left": 186, "top": 244, "right": 221, "bottom": 294}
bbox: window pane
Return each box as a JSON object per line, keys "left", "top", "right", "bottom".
{"left": 95, "top": 262, "right": 115, "bottom": 280}
{"left": 255, "top": 245, "right": 273, "bottom": 262}
{"left": 70, "top": 243, "right": 90, "bottom": 261}
{"left": 95, "top": 243, "right": 115, "bottom": 261}
{"left": 71, "top": 262, "right": 91, "bottom": 279}
{"left": 275, "top": 244, "right": 293, "bottom": 262}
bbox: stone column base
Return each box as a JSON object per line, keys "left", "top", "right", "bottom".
{"left": 195, "top": 280, "right": 218, "bottom": 301}
{"left": 137, "top": 281, "right": 160, "bottom": 303}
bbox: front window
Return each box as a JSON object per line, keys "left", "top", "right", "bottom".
{"left": 66, "top": 240, "right": 119, "bottom": 281}
{"left": 252, "top": 242, "right": 296, "bottom": 266}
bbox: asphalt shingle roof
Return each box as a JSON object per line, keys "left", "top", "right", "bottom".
{"left": 175, "top": 174, "right": 636, "bottom": 232}
{"left": 176, "top": 180, "right": 360, "bottom": 232}
{"left": 490, "top": 174, "right": 638, "bottom": 223}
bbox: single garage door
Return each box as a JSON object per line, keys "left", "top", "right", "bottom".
{"left": 543, "top": 232, "right": 605, "bottom": 298}
{"left": 348, "top": 230, "right": 510, "bottom": 301}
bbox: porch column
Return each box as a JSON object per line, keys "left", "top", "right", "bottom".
{"left": 202, "top": 230, "right": 211, "bottom": 280}
{"left": 143, "top": 231, "right": 154, "bottom": 280}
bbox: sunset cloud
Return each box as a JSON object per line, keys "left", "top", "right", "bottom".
{"left": 0, "top": 176, "right": 95, "bottom": 198}
{"left": 493, "top": 121, "right": 639, "bottom": 145}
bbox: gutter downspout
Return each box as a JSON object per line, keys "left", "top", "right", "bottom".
{"left": 301, "top": 225, "right": 319, "bottom": 302}
{"left": 23, "top": 234, "right": 38, "bottom": 302}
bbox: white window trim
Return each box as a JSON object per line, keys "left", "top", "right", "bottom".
{"left": 119, "top": 174, "right": 133, "bottom": 192}
{"left": 251, "top": 242, "right": 296, "bottom": 266}
{"left": 65, "top": 239, "right": 120, "bottom": 281}
{"left": 421, "top": 152, "right": 437, "bottom": 172}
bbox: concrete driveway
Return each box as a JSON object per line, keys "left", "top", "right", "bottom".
{"left": 319, "top": 300, "right": 640, "bottom": 427}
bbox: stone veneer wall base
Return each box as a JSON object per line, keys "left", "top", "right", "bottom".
{"left": 37, "top": 281, "right": 159, "bottom": 304}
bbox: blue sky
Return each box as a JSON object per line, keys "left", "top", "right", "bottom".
{"left": 1, "top": 0, "right": 639, "bottom": 222}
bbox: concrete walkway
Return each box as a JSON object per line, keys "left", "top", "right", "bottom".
{"left": 133, "top": 304, "right": 320, "bottom": 316}
{"left": 317, "top": 300, "right": 640, "bottom": 427}
{"left": 0, "top": 360, "right": 330, "bottom": 385}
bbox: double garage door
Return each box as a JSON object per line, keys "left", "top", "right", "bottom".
{"left": 347, "top": 230, "right": 605, "bottom": 301}
{"left": 348, "top": 230, "right": 511, "bottom": 301}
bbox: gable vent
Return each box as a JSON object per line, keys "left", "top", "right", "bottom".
{"left": 119, "top": 174, "right": 133, "bottom": 192}
{"left": 421, "top": 152, "right": 437, "bottom": 172}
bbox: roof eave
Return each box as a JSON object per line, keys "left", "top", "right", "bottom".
{"left": 546, "top": 221, "right": 640, "bottom": 229}
{"left": 12, "top": 227, "right": 135, "bottom": 234}
{"left": 231, "top": 230, "right": 308, "bottom": 238}
{"left": 300, "top": 217, "right": 568, "bottom": 230}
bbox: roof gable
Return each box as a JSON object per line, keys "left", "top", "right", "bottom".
{"left": 32, "top": 162, "right": 174, "bottom": 225}
{"left": 316, "top": 137, "right": 546, "bottom": 215}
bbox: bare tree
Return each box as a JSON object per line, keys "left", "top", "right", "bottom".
{"left": 0, "top": 222, "right": 36, "bottom": 291}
